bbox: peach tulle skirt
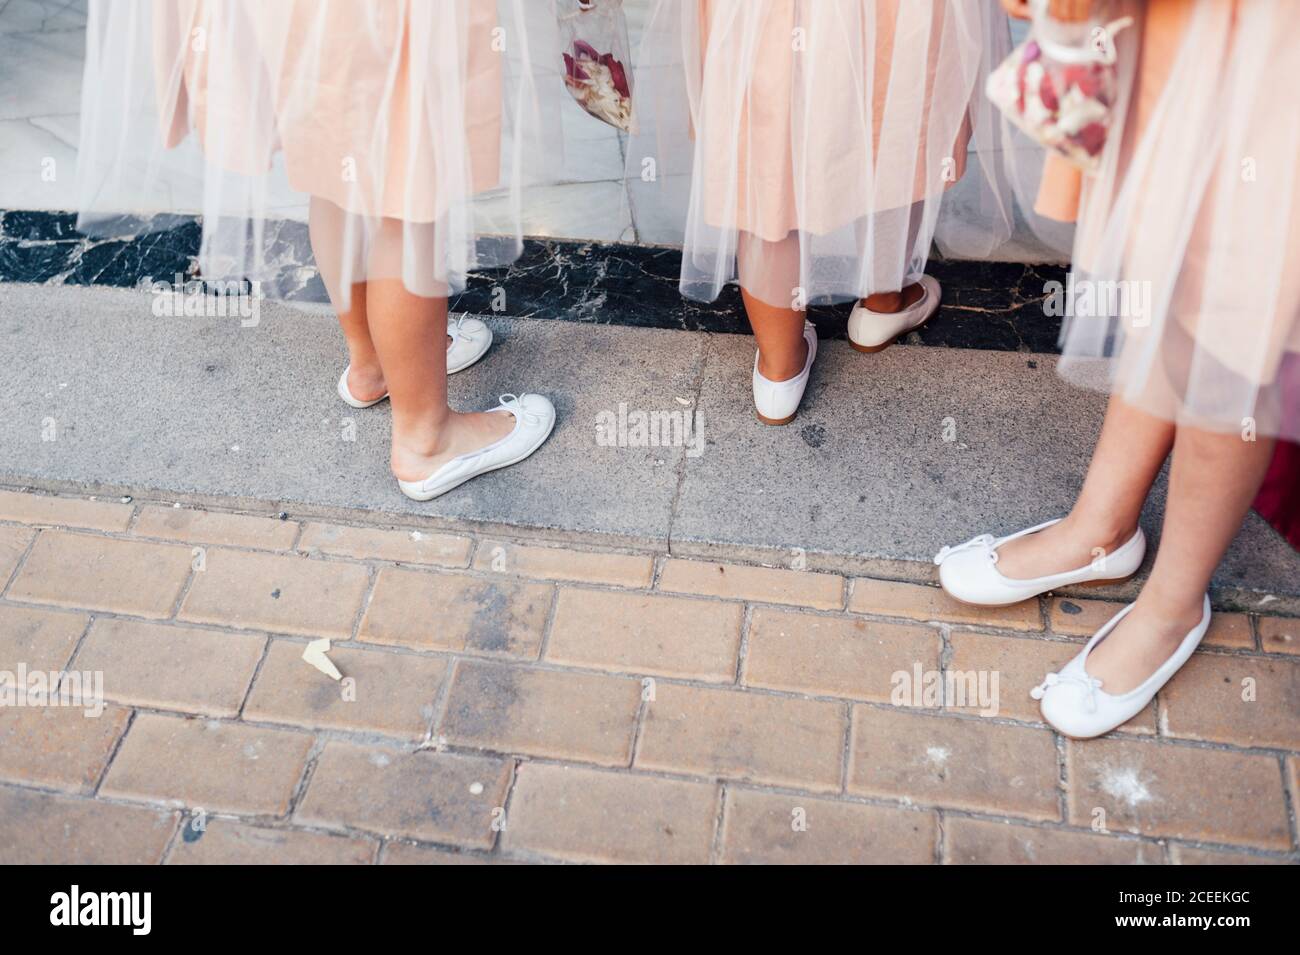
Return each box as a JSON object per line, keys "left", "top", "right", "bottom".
{"left": 694, "top": 0, "right": 969, "bottom": 242}
{"left": 77, "top": 0, "right": 565, "bottom": 303}
{"left": 156, "top": 1, "right": 504, "bottom": 223}
{"left": 626, "top": 0, "right": 1016, "bottom": 307}
{"left": 1037, "top": 0, "right": 1300, "bottom": 439}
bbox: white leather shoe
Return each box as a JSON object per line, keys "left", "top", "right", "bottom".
{"left": 848, "top": 274, "right": 941, "bottom": 353}
{"left": 397, "top": 393, "right": 556, "bottom": 501}
{"left": 1031, "top": 595, "right": 1211, "bottom": 738}
{"left": 446, "top": 315, "right": 493, "bottom": 374}
{"left": 753, "top": 320, "right": 817, "bottom": 425}
{"left": 337, "top": 365, "right": 388, "bottom": 409}
{"left": 337, "top": 317, "right": 493, "bottom": 409}
{"left": 934, "top": 519, "right": 1146, "bottom": 606}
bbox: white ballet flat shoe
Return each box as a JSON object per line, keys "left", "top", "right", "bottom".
{"left": 753, "top": 320, "right": 818, "bottom": 425}
{"left": 337, "top": 365, "right": 388, "bottom": 409}
{"left": 337, "top": 317, "right": 493, "bottom": 410}
{"left": 1031, "top": 595, "right": 1211, "bottom": 739}
{"left": 397, "top": 393, "right": 556, "bottom": 502}
{"left": 446, "top": 315, "right": 493, "bottom": 374}
{"left": 848, "top": 274, "right": 941, "bottom": 353}
{"left": 934, "top": 518, "right": 1146, "bottom": 606}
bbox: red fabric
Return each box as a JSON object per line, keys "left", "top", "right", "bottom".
{"left": 1253, "top": 352, "right": 1300, "bottom": 550}
{"left": 1254, "top": 440, "right": 1300, "bottom": 550}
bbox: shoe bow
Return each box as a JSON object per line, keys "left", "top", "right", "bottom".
{"left": 933, "top": 533, "right": 998, "bottom": 566}
{"left": 448, "top": 316, "right": 474, "bottom": 345}
{"left": 1030, "top": 671, "right": 1103, "bottom": 713}
{"left": 497, "top": 394, "right": 547, "bottom": 427}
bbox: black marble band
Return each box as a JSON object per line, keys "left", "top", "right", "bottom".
{"left": 0, "top": 209, "right": 1067, "bottom": 352}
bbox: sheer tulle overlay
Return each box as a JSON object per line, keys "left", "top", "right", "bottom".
{"left": 625, "top": 0, "right": 1019, "bottom": 308}
{"left": 76, "top": 0, "right": 566, "bottom": 305}
{"left": 1040, "top": 0, "right": 1300, "bottom": 440}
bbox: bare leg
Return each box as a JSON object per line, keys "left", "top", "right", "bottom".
{"left": 859, "top": 201, "right": 927, "bottom": 314}
{"left": 363, "top": 278, "right": 514, "bottom": 480}
{"left": 862, "top": 283, "right": 925, "bottom": 314}
{"left": 737, "top": 231, "right": 808, "bottom": 381}
{"left": 336, "top": 283, "right": 388, "bottom": 401}
{"left": 355, "top": 215, "right": 512, "bottom": 481}
{"left": 997, "top": 396, "right": 1175, "bottom": 579}
{"left": 309, "top": 197, "right": 387, "bottom": 400}
{"left": 742, "top": 287, "right": 807, "bottom": 381}
{"left": 1086, "top": 423, "right": 1275, "bottom": 692}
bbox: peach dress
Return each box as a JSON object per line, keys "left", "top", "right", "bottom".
{"left": 77, "top": 0, "right": 564, "bottom": 302}
{"left": 155, "top": 1, "right": 504, "bottom": 223}
{"left": 1036, "top": 0, "right": 1300, "bottom": 439}
{"left": 627, "top": 0, "right": 1014, "bottom": 307}
{"left": 695, "top": 0, "right": 970, "bottom": 242}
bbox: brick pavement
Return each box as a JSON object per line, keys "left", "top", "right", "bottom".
{"left": 0, "top": 487, "right": 1295, "bottom": 864}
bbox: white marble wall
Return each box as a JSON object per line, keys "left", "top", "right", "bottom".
{"left": 0, "top": 0, "right": 89, "bottom": 214}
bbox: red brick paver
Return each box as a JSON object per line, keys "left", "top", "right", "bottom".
{"left": 0, "top": 786, "right": 176, "bottom": 864}
{"left": 440, "top": 661, "right": 642, "bottom": 766}
{"left": 11, "top": 532, "right": 192, "bottom": 618}
{"left": 0, "top": 605, "right": 87, "bottom": 671}
{"left": 295, "top": 741, "right": 510, "bottom": 848}
{"left": 848, "top": 706, "right": 1060, "bottom": 820}
{"left": 720, "top": 788, "right": 935, "bottom": 864}
{"left": 101, "top": 713, "right": 313, "bottom": 816}
{"left": 505, "top": 762, "right": 718, "bottom": 864}
{"left": 243, "top": 640, "right": 446, "bottom": 740}
{"left": 942, "top": 816, "right": 1158, "bottom": 865}
{"left": 546, "top": 588, "right": 742, "bottom": 681}
{"left": 1066, "top": 738, "right": 1292, "bottom": 851}
{"left": 166, "top": 820, "right": 378, "bottom": 865}
{"left": 637, "top": 683, "right": 846, "bottom": 792}
{"left": 360, "top": 568, "right": 550, "bottom": 659}
{"left": 73, "top": 618, "right": 265, "bottom": 718}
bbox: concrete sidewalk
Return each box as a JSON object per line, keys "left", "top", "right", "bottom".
{"left": 1, "top": 282, "right": 1297, "bottom": 610}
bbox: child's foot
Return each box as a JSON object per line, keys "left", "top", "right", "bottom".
{"left": 390, "top": 408, "right": 517, "bottom": 483}
{"left": 935, "top": 516, "right": 1147, "bottom": 607}
{"left": 1033, "top": 593, "right": 1210, "bottom": 738}
{"left": 849, "top": 275, "right": 941, "bottom": 352}
{"left": 346, "top": 363, "right": 388, "bottom": 403}
{"left": 753, "top": 321, "right": 818, "bottom": 425}
{"left": 755, "top": 336, "right": 809, "bottom": 382}
{"left": 994, "top": 516, "right": 1134, "bottom": 581}
{"left": 395, "top": 394, "right": 557, "bottom": 501}
{"left": 861, "top": 281, "right": 926, "bottom": 314}
{"left": 1084, "top": 594, "right": 1208, "bottom": 694}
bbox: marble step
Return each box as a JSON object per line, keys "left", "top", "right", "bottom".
{"left": 0, "top": 211, "right": 1066, "bottom": 351}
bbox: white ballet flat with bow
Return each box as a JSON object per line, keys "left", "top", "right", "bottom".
{"left": 338, "top": 316, "right": 494, "bottom": 409}
{"left": 397, "top": 393, "right": 556, "bottom": 502}
{"left": 446, "top": 315, "right": 493, "bottom": 374}
{"left": 934, "top": 518, "right": 1146, "bottom": 606}
{"left": 1031, "top": 595, "right": 1211, "bottom": 739}
{"left": 753, "top": 320, "right": 817, "bottom": 425}
{"left": 848, "top": 274, "right": 941, "bottom": 353}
